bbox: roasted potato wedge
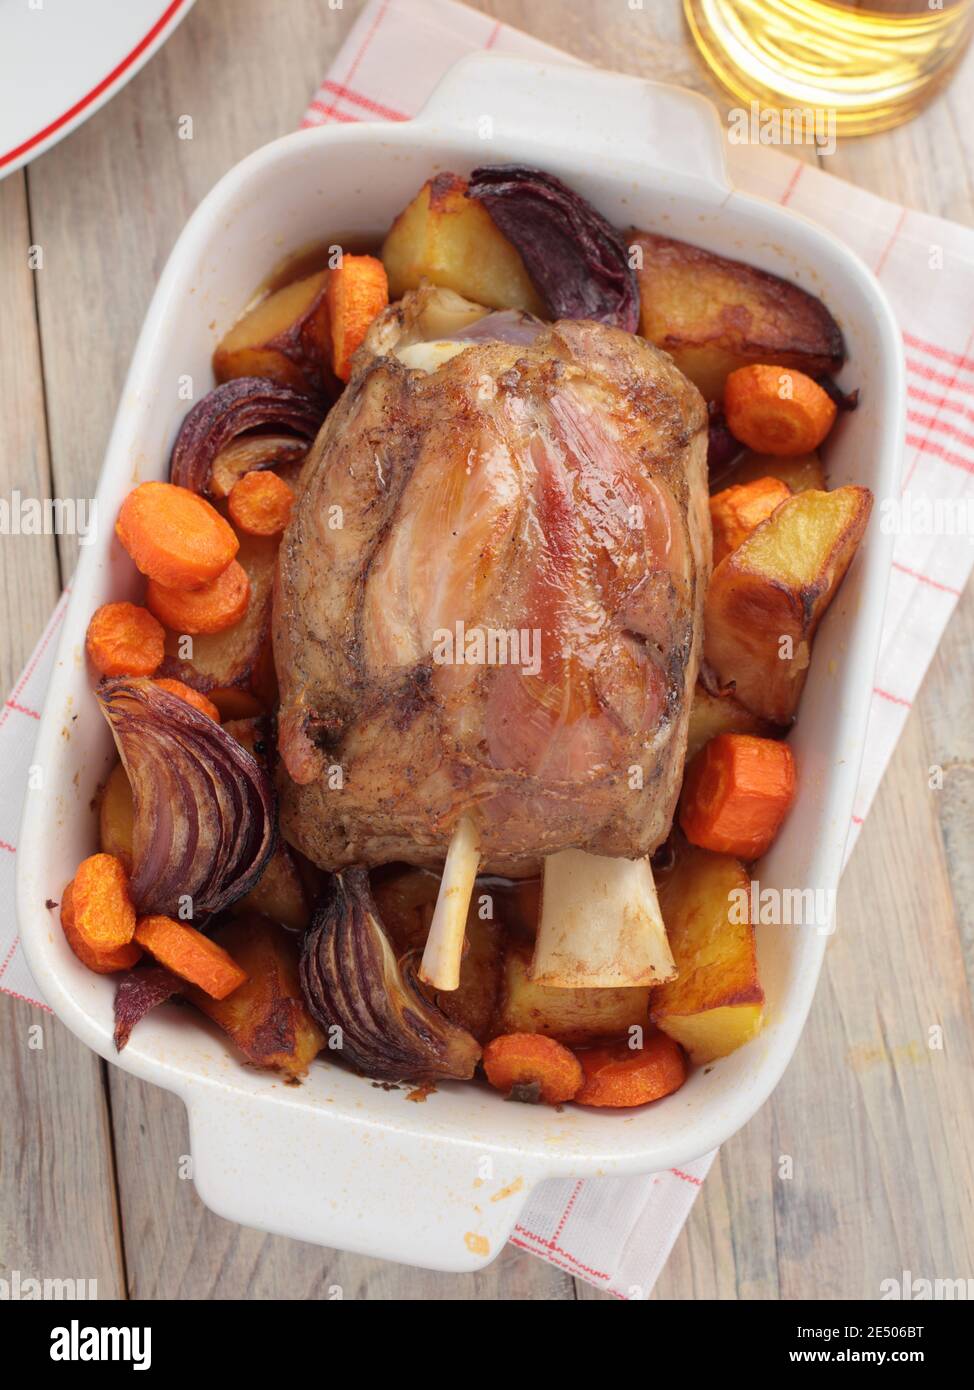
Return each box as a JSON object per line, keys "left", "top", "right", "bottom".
{"left": 437, "top": 912, "right": 504, "bottom": 1043}
{"left": 651, "top": 847, "right": 763, "bottom": 1064}
{"left": 98, "top": 761, "right": 134, "bottom": 873}
{"left": 370, "top": 864, "right": 439, "bottom": 954}
{"left": 723, "top": 449, "right": 826, "bottom": 495}
{"left": 685, "top": 685, "right": 778, "bottom": 764}
{"left": 188, "top": 915, "right": 325, "bottom": 1078}
{"left": 630, "top": 232, "right": 844, "bottom": 402}
{"left": 371, "top": 866, "right": 503, "bottom": 1042}
{"left": 213, "top": 270, "right": 334, "bottom": 394}
{"left": 495, "top": 945, "right": 651, "bottom": 1047}
{"left": 704, "top": 486, "right": 872, "bottom": 723}
{"left": 205, "top": 687, "right": 264, "bottom": 719}
{"left": 382, "top": 174, "right": 545, "bottom": 315}
{"left": 489, "top": 875, "right": 541, "bottom": 941}
{"left": 233, "top": 844, "right": 309, "bottom": 932}
{"left": 157, "top": 533, "right": 278, "bottom": 701}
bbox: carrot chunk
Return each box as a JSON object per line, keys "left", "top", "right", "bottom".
{"left": 574, "top": 1033, "right": 687, "bottom": 1108}
{"left": 327, "top": 254, "right": 389, "bottom": 381}
{"left": 482, "top": 1032, "right": 583, "bottom": 1105}
{"left": 60, "top": 881, "right": 142, "bottom": 974}
{"left": 152, "top": 678, "right": 220, "bottom": 721}
{"left": 116, "top": 481, "right": 239, "bottom": 588}
{"left": 134, "top": 915, "right": 247, "bottom": 999}
{"left": 709, "top": 476, "right": 792, "bottom": 566}
{"left": 86, "top": 601, "right": 165, "bottom": 677}
{"left": 70, "top": 853, "right": 137, "bottom": 951}
{"left": 724, "top": 365, "right": 837, "bottom": 456}
{"left": 146, "top": 559, "right": 250, "bottom": 635}
{"left": 680, "top": 732, "right": 796, "bottom": 859}
{"left": 227, "top": 470, "right": 294, "bottom": 538}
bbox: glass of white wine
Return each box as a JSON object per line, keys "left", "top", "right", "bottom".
{"left": 684, "top": 0, "right": 974, "bottom": 134}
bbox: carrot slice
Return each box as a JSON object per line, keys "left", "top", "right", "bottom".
{"left": 86, "top": 601, "right": 165, "bottom": 677}
{"left": 709, "top": 476, "right": 792, "bottom": 566}
{"left": 482, "top": 1032, "right": 583, "bottom": 1105}
{"left": 152, "top": 678, "right": 220, "bottom": 722}
{"left": 146, "top": 559, "right": 250, "bottom": 635}
{"left": 327, "top": 254, "right": 389, "bottom": 381}
{"left": 227, "top": 470, "right": 294, "bottom": 538}
{"left": 60, "top": 881, "right": 142, "bottom": 974}
{"left": 724, "top": 365, "right": 837, "bottom": 456}
{"left": 116, "top": 481, "right": 239, "bottom": 588}
{"left": 680, "top": 732, "right": 796, "bottom": 859}
{"left": 134, "top": 915, "right": 247, "bottom": 999}
{"left": 70, "top": 853, "right": 137, "bottom": 951}
{"left": 574, "top": 1033, "right": 687, "bottom": 1108}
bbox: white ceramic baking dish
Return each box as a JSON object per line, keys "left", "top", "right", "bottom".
{"left": 17, "top": 54, "right": 903, "bottom": 1273}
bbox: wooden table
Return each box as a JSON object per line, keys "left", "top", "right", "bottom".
{"left": 2, "top": 0, "right": 973, "bottom": 1301}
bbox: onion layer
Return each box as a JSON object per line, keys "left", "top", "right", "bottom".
{"left": 170, "top": 377, "right": 325, "bottom": 495}
{"left": 467, "top": 165, "right": 639, "bottom": 333}
{"left": 209, "top": 434, "right": 310, "bottom": 499}
{"left": 300, "top": 869, "right": 482, "bottom": 1083}
{"left": 114, "top": 964, "right": 183, "bottom": 1051}
{"left": 97, "top": 678, "right": 276, "bottom": 918}
{"left": 706, "top": 402, "right": 743, "bottom": 487}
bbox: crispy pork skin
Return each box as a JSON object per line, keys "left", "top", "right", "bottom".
{"left": 274, "top": 291, "right": 710, "bottom": 876}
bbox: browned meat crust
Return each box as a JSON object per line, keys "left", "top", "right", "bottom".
{"left": 274, "top": 302, "right": 710, "bottom": 875}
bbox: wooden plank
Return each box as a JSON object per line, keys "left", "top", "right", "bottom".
{"left": 923, "top": 592, "right": 974, "bottom": 995}
{"left": 0, "top": 1002, "right": 126, "bottom": 1298}
{"left": 0, "top": 171, "right": 124, "bottom": 1298}
{"left": 0, "top": 173, "right": 60, "bottom": 682}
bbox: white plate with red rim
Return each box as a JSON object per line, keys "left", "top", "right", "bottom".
{"left": 17, "top": 54, "right": 904, "bottom": 1273}
{"left": 0, "top": 0, "right": 196, "bottom": 180}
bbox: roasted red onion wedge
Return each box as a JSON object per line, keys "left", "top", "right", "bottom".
{"left": 96, "top": 678, "right": 276, "bottom": 919}
{"left": 707, "top": 402, "right": 744, "bottom": 487}
{"left": 815, "top": 374, "right": 860, "bottom": 413}
{"left": 169, "top": 377, "right": 325, "bottom": 496}
{"left": 300, "top": 868, "right": 481, "bottom": 1083}
{"left": 113, "top": 964, "right": 183, "bottom": 1051}
{"left": 467, "top": 165, "right": 639, "bottom": 332}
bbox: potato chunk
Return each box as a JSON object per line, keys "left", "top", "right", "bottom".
{"left": 382, "top": 174, "right": 545, "bottom": 315}
{"left": 213, "top": 271, "right": 332, "bottom": 393}
{"left": 233, "top": 844, "right": 309, "bottom": 932}
{"left": 723, "top": 449, "right": 826, "bottom": 495}
{"left": 704, "top": 486, "right": 872, "bottom": 723}
{"left": 685, "top": 685, "right": 777, "bottom": 764}
{"left": 630, "top": 232, "right": 844, "bottom": 402}
{"left": 651, "top": 848, "right": 763, "bottom": 1064}
{"left": 495, "top": 946, "right": 650, "bottom": 1047}
{"left": 98, "top": 762, "right": 134, "bottom": 873}
{"left": 188, "top": 915, "right": 325, "bottom": 1078}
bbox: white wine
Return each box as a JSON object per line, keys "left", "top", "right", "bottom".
{"left": 684, "top": 0, "right": 974, "bottom": 134}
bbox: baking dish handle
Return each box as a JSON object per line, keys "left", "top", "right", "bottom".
{"left": 184, "top": 1085, "right": 545, "bottom": 1273}
{"left": 416, "top": 52, "right": 729, "bottom": 192}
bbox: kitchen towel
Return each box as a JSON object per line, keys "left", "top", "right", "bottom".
{"left": 3, "top": 0, "right": 973, "bottom": 1300}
